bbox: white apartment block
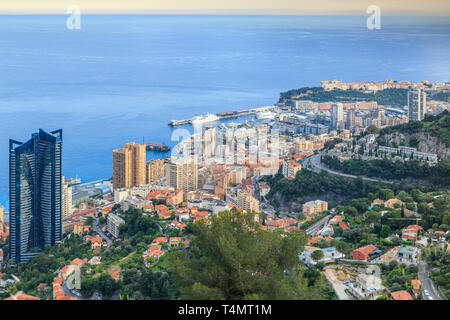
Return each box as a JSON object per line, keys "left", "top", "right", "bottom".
{"left": 106, "top": 212, "right": 125, "bottom": 238}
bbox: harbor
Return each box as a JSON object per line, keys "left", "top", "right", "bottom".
{"left": 168, "top": 105, "right": 276, "bottom": 126}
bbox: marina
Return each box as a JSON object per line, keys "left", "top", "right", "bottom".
{"left": 168, "top": 105, "right": 275, "bottom": 126}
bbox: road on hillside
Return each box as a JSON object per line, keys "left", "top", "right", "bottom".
{"left": 305, "top": 215, "right": 331, "bottom": 236}
{"left": 304, "top": 154, "right": 394, "bottom": 185}
{"left": 418, "top": 261, "right": 443, "bottom": 300}
{"left": 93, "top": 217, "right": 112, "bottom": 248}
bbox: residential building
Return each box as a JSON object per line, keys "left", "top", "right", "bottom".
{"left": 346, "top": 108, "right": 356, "bottom": 129}
{"left": 391, "top": 290, "right": 414, "bottom": 300}
{"left": 146, "top": 189, "right": 182, "bottom": 205}
{"left": 155, "top": 204, "right": 171, "bottom": 219}
{"left": 5, "top": 291, "right": 40, "bottom": 301}
{"left": 352, "top": 244, "right": 377, "bottom": 261}
{"left": 331, "top": 103, "right": 344, "bottom": 130}
{"left": 236, "top": 189, "right": 259, "bottom": 212}
{"left": 408, "top": 88, "right": 427, "bottom": 121}
{"left": 302, "top": 200, "right": 328, "bottom": 216}
{"left": 73, "top": 222, "right": 90, "bottom": 235}
{"left": 229, "top": 166, "right": 247, "bottom": 185}
{"left": 214, "top": 173, "right": 229, "bottom": 199}
{"left": 282, "top": 160, "right": 301, "bottom": 179}
{"left": 165, "top": 156, "right": 198, "bottom": 197}
{"left": 402, "top": 225, "right": 423, "bottom": 242}
{"left": 411, "top": 280, "right": 422, "bottom": 297}
{"left": 294, "top": 139, "right": 313, "bottom": 153}
{"left": 202, "top": 126, "right": 216, "bottom": 161}
{"left": 9, "top": 129, "right": 63, "bottom": 263}
{"left": 106, "top": 212, "right": 125, "bottom": 238}
{"left": 169, "top": 237, "right": 182, "bottom": 247}
{"left": 62, "top": 177, "right": 73, "bottom": 218}
{"left": 85, "top": 235, "right": 103, "bottom": 251}
{"left": 146, "top": 159, "right": 165, "bottom": 184}
{"left": 112, "top": 142, "right": 146, "bottom": 190}
{"left": 0, "top": 204, "right": 4, "bottom": 235}
{"left": 299, "top": 246, "right": 344, "bottom": 266}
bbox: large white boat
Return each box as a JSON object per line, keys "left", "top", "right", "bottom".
{"left": 191, "top": 113, "right": 220, "bottom": 125}
{"left": 256, "top": 111, "right": 276, "bottom": 120}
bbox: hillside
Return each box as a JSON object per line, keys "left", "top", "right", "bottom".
{"left": 377, "top": 110, "right": 450, "bottom": 158}
{"left": 279, "top": 87, "right": 409, "bottom": 106}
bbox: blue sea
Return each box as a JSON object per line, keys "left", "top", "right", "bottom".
{"left": 0, "top": 14, "right": 449, "bottom": 211}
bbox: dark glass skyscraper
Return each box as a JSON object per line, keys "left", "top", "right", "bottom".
{"left": 9, "top": 129, "right": 63, "bottom": 264}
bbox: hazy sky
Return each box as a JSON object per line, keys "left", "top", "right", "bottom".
{"left": 2, "top": 0, "right": 450, "bottom": 15}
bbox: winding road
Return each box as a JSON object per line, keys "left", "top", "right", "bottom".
{"left": 304, "top": 154, "right": 394, "bottom": 185}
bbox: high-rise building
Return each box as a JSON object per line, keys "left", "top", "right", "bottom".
{"left": 0, "top": 204, "right": 4, "bottom": 235}
{"left": 9, "top": 129, "right": 63, "bottom": 263}
{"left": 408, "top": 89, "right": 427, "bottom": 121}
{"left": 214, "top": 173, "right": 229, "bottom": 199}
{"left": 146, "top": 159, "right": 165, "bottom": 184}
{"left": 62, "top": 177, "right": 73, "bottom": 218}
{"left": 113, "top": 142, "right": 146, "bottom": 190}
{"left": 165, "top": 156, "right": 198, "bottom": 197}
{"left": 346, "top": 108, "right": 356, "bottom": 130}
{"left": 331, "top": 103, "right": 344, "bottom": 130}
{"left": 203, "top": 126, "right": 216, "bottom": 160}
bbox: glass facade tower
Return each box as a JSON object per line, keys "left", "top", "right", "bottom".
{"left": 9, "top": 129, "right": 63, "bottom": 264}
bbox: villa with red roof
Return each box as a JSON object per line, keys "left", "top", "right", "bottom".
{"left": 352, "top": 244, "right": 377, "bottom": 261}
{"left": 391, "top": 290, "right": 413, "bottom": 300}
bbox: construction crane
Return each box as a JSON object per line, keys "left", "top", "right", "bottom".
{"left": 388, "top": 217, "right": 422, "bottom": 243}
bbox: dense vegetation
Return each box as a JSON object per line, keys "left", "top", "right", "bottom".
{"left": 378, "top": 110, "right": 450, "bottom": 147}
{"left": 381, "top": 262, "right": 419, "bottom": 293}
{"left": 430, "top": 90, "right": 450, "bottom": 102}
{"left": 279, "top": 87, "right": 408, "bottom": 106}
{"left": 168, "top": 210, "right": 334, "bottom": 299}
{"left": 266, "top": 169, "right": 391, "bottom": 203}
{"left": 321, "top": 155, "right": 450, "bottom": 187}
{"left": 423, "top": 244, "right": 450, "bottom": 299}
{"left": 119, "top": 208, "right": 161, "bottom": 242}
{"left": 1, "top": 236, "right": 91, "bottom": 299}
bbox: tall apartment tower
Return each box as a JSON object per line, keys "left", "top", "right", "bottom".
{"left": 0, "top": 204, "right": 4, "bottom": 234}
{"left": 165, "top": 156, "right": 198, "bottom": 197}
{"left": 203, "top": 126, "right": 216, "bottom": 160}
{"left": 112, "top": 142, "right": 146, "bottom": 190}
{"left": 146, "top": 159, "right": 165, "bottom": 184}
{"left": 331, "top": 103, "right": 344, "bottom": 130}
{"left": 346, "top": 108, "right": 356, "bottom": 130}
{"left": 408, "top": 89, "right": 427, "bottom": 121}
{"left": 9, "top": 129, "right": 63, "bottom": 264}
{"left": 62, "top": 177, "right": 73, "bottom": 218}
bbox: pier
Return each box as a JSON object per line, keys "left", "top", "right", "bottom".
{"left": 168, "top": 105, "right": 275, "bottom": 126}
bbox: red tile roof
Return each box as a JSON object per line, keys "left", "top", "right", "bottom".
{"left": 5, "top": 292, "right": 40, "bottom": 300}
{"left": 391, "top": 290, "right": 413, "bottom": 300}
{"left": 153, "top": 237, "right": 167, "bottom": 243}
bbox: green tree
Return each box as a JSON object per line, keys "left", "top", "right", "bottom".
{"left": 311, "top": 250, "right": 324, "bottom": 262}
{"left": 168, "top": 210, "right": 327, "bottom": 300}
{"left": 380, "top": 225, "right": 392, "bottom": 238}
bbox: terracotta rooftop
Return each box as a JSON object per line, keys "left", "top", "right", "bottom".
{"left": 391, "top": 290, "right": 413, "bottom": 300}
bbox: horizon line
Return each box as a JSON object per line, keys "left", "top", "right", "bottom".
{"left": 0, "top": 10, "right": 449, "bottom": 16}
